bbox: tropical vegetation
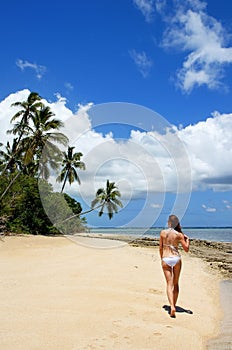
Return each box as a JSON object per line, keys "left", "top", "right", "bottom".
{"left": 0, "top": 92, "right": 123, "bottom": 235}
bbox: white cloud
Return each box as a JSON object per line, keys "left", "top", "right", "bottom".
{"left": 151, "top": 203, "right": 162, "bottom": 208}
{"left": 154, "top": 0, "right": 166, "bottom": 14}
{"left": 129, "top": 49, "right": 153, "bottom": 77}
{"left": 1, "top": 90, "right": 232, "bottom": 203}
{"left": 178, "top": 111, "right": 232, "bottom": 190}
{"left": 202, "top": 204, "right": 216, "bottom": 212}
{"left": 156, "top": 0, "right": 232, "bottom": 92}
{"left": 0, "top": 89, "right": 31, "bottom": 145}
{"left": 16, "top": 59, "right": 46, "bottom": 79}
{"left": 133, "top": 0, "right": 155, "bottom": 22}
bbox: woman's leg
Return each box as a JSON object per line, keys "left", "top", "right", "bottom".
{"left": 162, "top": 262, "right": 176, "bottom": 317}
{"left": 173, "top": 259, "right": 182, "bottom": 307}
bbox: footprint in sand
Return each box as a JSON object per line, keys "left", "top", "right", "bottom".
{"left": 148, "top": 288, "right": 162, "bottom": 294}
{"left": 110, "top": 332, "right": 118, "bottom": 339}
{"left": 153, "top": 331, "right": 162, "bottom": 336}
{"left": 112, "top": 319, "right": 122, "bottom": 327}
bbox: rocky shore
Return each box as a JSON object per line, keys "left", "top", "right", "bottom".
{"left": 80, "top": 233, "right": 232, "bottom": 279}
{"left": 129, "top": 237, "right": 232, "bottom": 279}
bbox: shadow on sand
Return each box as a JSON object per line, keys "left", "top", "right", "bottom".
{"left": 163, "top": 304, "right": 193, "bottom": 317}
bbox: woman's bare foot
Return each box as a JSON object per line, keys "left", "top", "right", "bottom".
{"left": 170, "top": 307, "right": 176, "bottom": 318}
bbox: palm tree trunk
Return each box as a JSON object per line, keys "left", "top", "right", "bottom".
{"left": 61, "top": 171, "right": 69, "bottom": 193}
{"left": 62, "top": 203, "right": 103, "bottom": 223}
{"left": 0, "top": 172, "right": 21, "bottom": 200}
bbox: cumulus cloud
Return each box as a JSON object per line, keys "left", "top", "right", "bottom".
{"left": 154, "top": 0, "right": 232, "bottom": 92}
{"left": 1, "top": 90, "right": 232, "bottom": 202}
{"left": 16, "top": 59, "right": 46, "bottom": 79}
{"left": 133, "top": 0, "right": 155, "bottom": 22}
{"left": 0, "top": 89, "right": 31, "bottom": 145}
{"left": 129, "top": 49, "right": 153, "bottom": 77}
{"left": 178, "top": 111, "right": 232, "bottom": 190}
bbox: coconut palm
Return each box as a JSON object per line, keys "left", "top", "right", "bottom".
{"left": 56, "top": 146, "right": 86, "bottom": 193}
{"left": 3, "top": 92, "right": 42, "bottom": 174}
{"left": 9, "top": 92, "right": 42, "bottom": 140}
{"left": 0, "top": 104, "right": 68, "bottom": 200}
{"left": 21, "top": 105, "right": 68, "bottom": 174}
{"left": 91, "top": 179, "right": 123, "bottom": 219}
{"left": 0, "top": 139, "right": 23, "bottom": 173}
{"left": 62, "top": 179, "right": 123, "bottom": 223}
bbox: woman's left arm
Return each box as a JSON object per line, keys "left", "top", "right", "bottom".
{"left": 180, "top": 233, "right": 190, "bottom": 252}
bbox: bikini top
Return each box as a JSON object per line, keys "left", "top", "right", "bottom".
{"left": 163, "top": 229, "right": 180, "bottom": 256}
{"left": 163, "top": 244, "right": 180, "bottom": 256}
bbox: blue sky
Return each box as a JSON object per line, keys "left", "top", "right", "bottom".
{"left": 1, "top": 0, "right": 232, "bottom": 227}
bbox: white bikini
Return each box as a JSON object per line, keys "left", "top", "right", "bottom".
{"left": 162, "top": 229, "right": 181, "bottom": 267}
{"left": 162, "top": 255, "right": 181, "bottom": 267}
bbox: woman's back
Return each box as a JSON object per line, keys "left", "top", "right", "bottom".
{"left": 160, "top": 228, "right": 182, "bottom": 258}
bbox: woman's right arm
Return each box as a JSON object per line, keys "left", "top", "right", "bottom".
{"left": 159, "top": 231, "right": 164, "bottom": 258}
{"left": 180, "top": 233, "right": 190, "bottom": 252}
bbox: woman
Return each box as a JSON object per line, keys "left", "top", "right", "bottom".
{"left": 159, "top": 214, "right": 190, "bottom": 318}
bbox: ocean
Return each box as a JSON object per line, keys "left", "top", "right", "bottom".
{"left": 90, "top": 227, "right": 232, "bottom": 243}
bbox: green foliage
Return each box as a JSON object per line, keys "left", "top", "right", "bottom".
{"left": 0, "top": 91, "right": 123, "bottom": 234}
{"left": 91, "top": 179, "right": 123, "bottom": 219}
{"left": 0, "top": 174, "right": 87, "bottom": 235}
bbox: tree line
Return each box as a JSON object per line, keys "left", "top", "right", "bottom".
{"left": 0, "top": 92, "right": 123, "bottom": 235}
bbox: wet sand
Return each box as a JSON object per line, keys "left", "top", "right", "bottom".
{"left": 0, "top": 234, "right": 225, "bottom": 349}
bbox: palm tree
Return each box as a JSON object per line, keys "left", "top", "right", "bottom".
{"left": 0, "top": 139, "right": 23, "bottom": 173}
{"left": 62, "top": 179, "right": 123, "bottom": 223}
{"left": 91, "top": 179, "right": 123, "bottom": 219}
{"left": 0, "top": 104, "right": 68, "bottom": 200}
{"left": 9, "top": 92, "right": 42, "bottom": 141}
{"left": 21, "top": 105, "right": 68, "bottom": 174}
{"left": 56, "top": 146, "right": 86, "bottom": 193}
{"left": 0, "top": 139, "right": 25, "bottom": 201}
{"left": 3, "top": 92, "right": 42, "bottom": 174}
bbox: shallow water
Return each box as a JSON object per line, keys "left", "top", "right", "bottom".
{"left": 90, "top": 227, "right": 232, "bottom": 243}
{"left": 207, "top": 280, "right": 232, "bottom": 350}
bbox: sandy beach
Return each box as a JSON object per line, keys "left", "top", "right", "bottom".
{"left": 0, "top": 235, "right": 224, "bottom": 350}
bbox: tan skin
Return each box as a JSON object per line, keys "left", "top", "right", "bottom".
{"left": 159, "top": 220, "right": 190, "bottom": 317}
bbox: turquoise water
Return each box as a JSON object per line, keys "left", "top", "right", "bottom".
{"left": 90, "top": 227, "right": 232, "bottom": 243}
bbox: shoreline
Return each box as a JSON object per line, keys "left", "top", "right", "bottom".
{"left": 72, "top": 233, "right": 232, "bottom": 279}
{"left": 0, "top": 234, "right": 228, "bottom": 349}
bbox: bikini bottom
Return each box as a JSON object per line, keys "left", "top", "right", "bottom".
{"left": 162, "top": 256, "right": 181, "bottom": 268}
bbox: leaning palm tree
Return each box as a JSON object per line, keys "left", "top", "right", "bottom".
{"left": 62, "top": 179, "right": 123, "bottom": 223}
{"left": 0, "top": 138, "right": 25, "bottom": 200}
{"left": 91, "top": 179, "right": 123, "bottom": 219}
{"left": 56, "top": 146, "right": 86, "bottom": 193}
